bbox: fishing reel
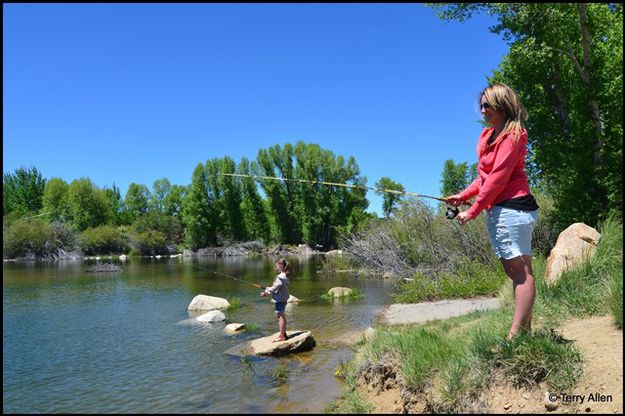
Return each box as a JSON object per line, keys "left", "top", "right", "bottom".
{"left": 445, "top": 206, "right": 460, "bottom": 220}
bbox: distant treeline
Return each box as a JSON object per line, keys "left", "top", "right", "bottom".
{"left": 3, "top": 142, "right": 377, "bottom": 257}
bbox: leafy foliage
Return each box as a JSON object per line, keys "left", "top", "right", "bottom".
{"left": 3, "top": 166, "right": 46, "bottom": 216}
{"left": 430, "top": 3, "right": 623, "bottom": 228}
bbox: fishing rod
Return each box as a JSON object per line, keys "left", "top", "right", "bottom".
{"left": 221, "top": 173, "right": 469, "bottom": 219}
{"left": 189, "top": 263, "right": 265, "bottom": 289}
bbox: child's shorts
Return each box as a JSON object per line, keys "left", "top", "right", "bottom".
{"left": 486, "top": 206, "right": 538, "bottom": 260}
{"left": 274, "top": 302, "right": 287, "bottom": 314}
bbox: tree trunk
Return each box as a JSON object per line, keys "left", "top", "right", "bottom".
{"left": 577, "top": 3, "right": 605, "bottom": 166}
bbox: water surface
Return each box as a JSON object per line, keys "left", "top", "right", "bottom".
{"left": 3, "top": 256, "right": 394, "bottom": 413}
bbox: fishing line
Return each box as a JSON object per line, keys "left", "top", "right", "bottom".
{"left": 187, "top": 263, "right": 265, "bottom": 289}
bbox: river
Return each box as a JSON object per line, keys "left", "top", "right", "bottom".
{"left": 3, "top": 256, "right": 395, "bottom": 413}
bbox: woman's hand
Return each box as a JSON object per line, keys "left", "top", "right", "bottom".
{"left": 456, "top": 211, "right": 472, "bottom": 226}
{"left": 444, "top": 194, "right": 464, "bottom": 207}
{"left": 260, "top": 291, "right": 268, "bottom": 297}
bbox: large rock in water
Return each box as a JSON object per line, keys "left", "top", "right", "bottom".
{"left": 224, "top": 331, "right": 315, "bottom": 357}
{"left": 328, "top": 287, "right": 352, "bottom": 298}
{"left": 187, "top": 294, "right": 230, "bottom": 311}
{"left": 196, "top": 310, "right": 226, "bottom": 322}
{"left": 544, "top": 223, "right": 601, "bottom": 286}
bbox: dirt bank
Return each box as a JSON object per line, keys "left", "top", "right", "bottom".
{"left": 354, "top": 315, "right": 622, "bottom": 413}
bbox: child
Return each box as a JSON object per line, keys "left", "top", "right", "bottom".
{"left": 260, "top": 258, "right": 291, "bottom": 342}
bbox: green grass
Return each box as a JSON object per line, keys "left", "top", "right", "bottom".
{"left": 267, "top": 360, "right": 289, "bottom": 385}
{"left": 226, "top": 297, "right": 241, "bottom": 311}
{"left": 328, "top": 216, "right": 623, "bottom": 413}
{"left": 244, "top": 322, "right": 261, "bottom": 332}
{"left": 392, "top": 260, "right": 507, "bottom": 303}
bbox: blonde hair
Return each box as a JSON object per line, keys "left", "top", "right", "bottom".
{"left": 480, "top": 83, "right": 528, "bottom": 140}
{"left": 276, "top": 258, "right": 292, "bottom": 276}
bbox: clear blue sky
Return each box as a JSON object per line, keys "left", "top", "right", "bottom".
{"left": 3, "top": 3, "right": 509, "bottom": 216}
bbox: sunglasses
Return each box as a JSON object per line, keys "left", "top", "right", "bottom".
{"left": 480, "top": 102, "right": 492, "bottom": 110}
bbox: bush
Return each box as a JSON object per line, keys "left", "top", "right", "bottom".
{"left": 130, "top": 229, "right": 167, "bottom": 256}
{"left": 79, "top": 224, "right": 130, "bottom": 255}
{"left": 3, "top": 217, "right": 76, "bottom": 259}
{"left": 319, "top": 252, "right": 358, "bottom": 274}
{"left": 3, "top": 217, "right": 58, "bottom": 258}
{"left": 531, "top": 191, "right": 562, "bottom": 257}
{"left": 342, "top": 199, "right": 493, "bottom": 277}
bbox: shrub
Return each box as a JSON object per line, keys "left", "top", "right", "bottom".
{"left": 130, "top": 229, "right": 167, "bottom": 256}
{"left": 531, "top": 191, "right": 562, "bottom": 257}
{"left": 342, "top": 199, "right": 493, "bottom": 277}
{"left": 79, "top": 224, "right": 130, "bottom": 255}
{"left": 3, "top": 217, "right": 57, "bottom": 258}
{"left": 319, "top": 253, "right": 358, "bottom": 274}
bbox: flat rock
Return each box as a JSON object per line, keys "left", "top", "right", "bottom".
{"left": 375, "top": 297, "right": 501, "bottom": 325}
{"left": 224, "top": 330, "right": 316, "bottom": 357}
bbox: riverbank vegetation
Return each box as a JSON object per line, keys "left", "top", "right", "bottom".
{"left": 326, "top": 3, "right": 623, "bottom": 412}
{"left": 3, "top": 142, "right": 375, "bottom": 260}
{"left": 328, "top": 215, "right": 622, "bottom": 413}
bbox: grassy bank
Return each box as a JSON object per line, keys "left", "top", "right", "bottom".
{"left": 327, "top": 216, "right": 622, "bottom": 413}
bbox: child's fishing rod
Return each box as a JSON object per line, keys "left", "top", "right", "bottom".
{"left": 220, "top": 173, "right": 469, "bottom": 219}
{"left": 189, "top": 263, "right": 265, "bottom": 289}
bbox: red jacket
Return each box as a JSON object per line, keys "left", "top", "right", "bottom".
{"left": 459, "top": 127, "right": 532, "bottom": 219}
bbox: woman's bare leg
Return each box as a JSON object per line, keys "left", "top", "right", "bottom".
{"left": 500, "top": 255, "right": 535, "bottom": 339}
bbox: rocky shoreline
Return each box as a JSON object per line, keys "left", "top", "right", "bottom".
{"left": 3, "top": 241, "right": 331, "bottom": 262}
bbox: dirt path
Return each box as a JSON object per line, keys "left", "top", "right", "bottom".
{"left": 355, "top": 315, "right": 622, "bottom": 413}
{"left": 560, "top": 315, "right": 622, "bottom": 414}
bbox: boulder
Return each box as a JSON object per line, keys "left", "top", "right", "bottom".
{"left": 328, "top": 287, "right": 353, "bottom": 298}
{"left": 544, "top": 223, "right": 601, "bottom": 286}
{"left": 325, "top": 250, "right": 343, "bottom": 256}
{"left": 187, "top": 294, "right": 230, "bottom": 311}
{"left": 183, "top": 249, "right": 195, "bottom": 258}
{"left": 119, "top": 254, "right": 128, "bottom": 261}
{"left": 224, "top": 330, "right": 316, "bottom": 357}
{"left": 224, "top": 323, "right": 246, "bottom": 333}
{"left": 196, "top": 310, "right": 226, "bottom": 322}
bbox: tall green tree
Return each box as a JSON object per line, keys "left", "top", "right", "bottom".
{"left": 375, "top": 177, "right": 405, "bottom": 218}
{"left": 150, "top": 178, "right": 172, "bottom": 212}
{"left": 67, "top": 178, "right": 111, "bottom": 231}
{"left": 124, "top": 183, "right": 150, "bottom": 222}
{"left": 430, "top": 3, "right": 623, "bottom": 227}
{"left": 256, "top": 144, "right": 301, "bottom": 244}
{"left": 220, "top": 157, "right": 246, "bottom": 241}
{"left": 181, "top": 163, "right": 217, "bottom": 248}
{"left": 204, "top": 158, "right": 228, "bottom": 241}
{"left": 3, "top": 166, "right": 47, "bottom": 216}
{"left": 440, "top": 160, "right": 471, "bottom": 197}
{"left": 257, "top": 141, "right": 368, "bottom": 248}
{"left": 163, "top": 184, "right": 186, "bottom": 218}
{"left": 238, "top": 157, "right": 271, "bottom": 242}
{"left": 42, "top": 177, "right": 70, "bottom": 223}
{"left": 103, "top": 183, "right": 125, "bottom": 225}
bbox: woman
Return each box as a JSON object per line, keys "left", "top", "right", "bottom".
{"left": 445, "top": 83, "right": 539, "bottom": 340}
